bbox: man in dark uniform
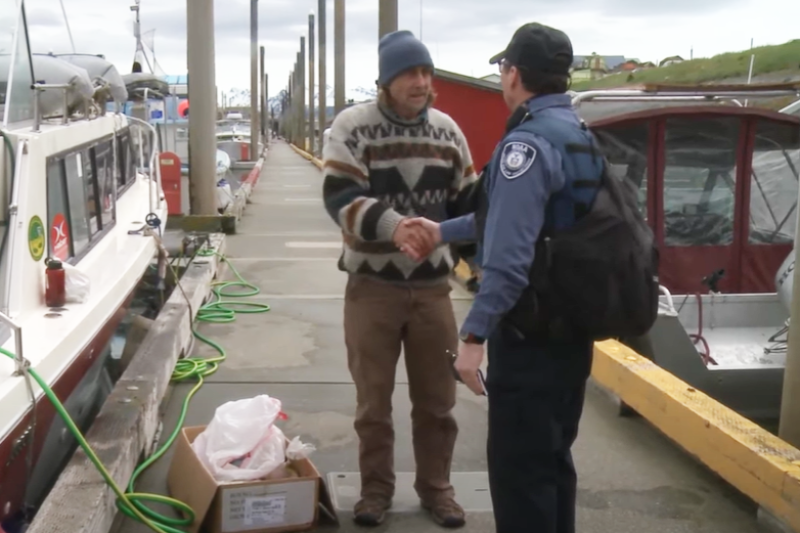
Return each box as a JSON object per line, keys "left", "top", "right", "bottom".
{"left": 402, "top": 22, "right": 605, "bottom": 533}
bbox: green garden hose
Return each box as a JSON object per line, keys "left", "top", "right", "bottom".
{"left": 2, "top": 247, "right": 270, "bottom": 533}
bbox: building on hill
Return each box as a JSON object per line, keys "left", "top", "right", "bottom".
{"left": 572, "top": 54, "right": 626, "bottom": 72}
{"left": 659, "top": 55, "right": 685, "bottom": 67}
{"left": 615, "top": 59, "right": 641, "bottom": 72}
{"left": 569, "top": 53, "right": 627, "bottom": 81}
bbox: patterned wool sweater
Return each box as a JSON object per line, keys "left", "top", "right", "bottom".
{"left": 322, "top": 99, "right": 478, "bottom": 284}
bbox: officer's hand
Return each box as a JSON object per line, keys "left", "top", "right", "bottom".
{"left": 393, "top": 218, "right": 440, "bottom": 260}
{"left": 455, "top": 341, "right": 486, "bottom": 396}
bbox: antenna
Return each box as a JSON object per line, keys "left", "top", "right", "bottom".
{"left": 59, "top": 0, "right": 76, "bottom": 53}
{"left": 130, "top": 0, "right": 155, "bottom": 74}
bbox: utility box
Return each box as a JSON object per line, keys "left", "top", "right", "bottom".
{"left": 158, "top": 151, "right": 183, "bottom": 215}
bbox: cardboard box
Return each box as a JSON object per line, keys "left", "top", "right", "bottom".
{"left": 167, "top": 425, "right": 323, "bottom": 533}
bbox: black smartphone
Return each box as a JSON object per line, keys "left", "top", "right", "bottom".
{"left": 447, "top": 349, "right": 487, "bottom": 397}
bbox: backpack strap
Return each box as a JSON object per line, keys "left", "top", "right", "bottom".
{"left": 513, "top": 114, "right": 605, "bottom": 232}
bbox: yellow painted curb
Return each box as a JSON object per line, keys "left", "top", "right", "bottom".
{"left": 592, "top": 339, "right": 800, "bottom": 531}
{"left": 290, "top": 143, "right": 323, "bottom": 169}
{"left": 453, "top": 259, "right": 479, "bottom": 291}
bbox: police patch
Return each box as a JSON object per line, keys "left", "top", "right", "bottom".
{"left": 500, "top": 141, "right": 537, "bottom": 179}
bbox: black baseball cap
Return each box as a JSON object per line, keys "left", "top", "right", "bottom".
{"left": 489, "top": 22, "right": 573, "bottom": 75}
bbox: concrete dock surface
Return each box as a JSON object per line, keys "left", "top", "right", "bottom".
{"left": 114, "top": 141, "right": 766, "bottom": 533}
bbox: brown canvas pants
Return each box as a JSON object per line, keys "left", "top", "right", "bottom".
{"left": 344, "top": 274, "right": 459, "bottom": 503}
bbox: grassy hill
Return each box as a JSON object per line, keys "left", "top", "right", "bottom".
{"left": 571, "top": 39, "right": 800, "bottom": 98}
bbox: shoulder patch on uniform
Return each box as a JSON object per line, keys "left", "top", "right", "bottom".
{"left": 500, "top": 141, "right": 537, "bottom": 179}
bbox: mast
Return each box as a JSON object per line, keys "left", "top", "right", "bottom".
{"left": 130, "top": 0, "right": 152, "bottom": 73}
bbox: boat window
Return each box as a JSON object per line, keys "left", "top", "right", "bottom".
{"left": 663, "top": 116, "right": 740, "bottom": 247}
{"left": 64, "top": 152, "right": 91, "bottom": 256}
{"left": 748, "top": 119, "right": 800, "bottom": 244}
{"left": 93, "top": 140, "right": 116, "bottom": 229}
{"left": 82, "top": 150, "right": 100, "bottom": 237}
{"left": 117, "top": 130, "right": 136, "bottom": 194}
{"left": 593, "top": 123, "right": 649, "bottom": 218}
{"left": 46, "top": 158, "right": 72, "bottom": 260}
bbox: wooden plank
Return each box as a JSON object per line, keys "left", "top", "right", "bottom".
{"left": 166, "top": 214, "right": 237, "bottom": 234}
{"left": 26, "top": 233, "right": 227, "bottom": 533}
{"left": 592, "top": 339, "right": 800, "bottom": 532}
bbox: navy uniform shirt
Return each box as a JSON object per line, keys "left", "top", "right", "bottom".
{"left": 440, "top": 93, "right": 582, "bottom": 340}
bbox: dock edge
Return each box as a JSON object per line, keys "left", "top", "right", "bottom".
{"left": 26, "top": 234, "right": 228, "bottom": 533}
{"left": 592, "top": 339, "right": 800, "bottom": 532}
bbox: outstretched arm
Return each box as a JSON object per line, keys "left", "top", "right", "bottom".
{"left": 460, "top": 135, "right": 565, "bottom": 340}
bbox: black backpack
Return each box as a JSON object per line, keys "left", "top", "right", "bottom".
{"left": 502, "top": 115, "right": 661, "bottom": 342}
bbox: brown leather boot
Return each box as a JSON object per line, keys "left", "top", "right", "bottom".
{"left": 353, "top": 495, "right": 391, "bottom": 527}
{"left": 422, "top": 496, "right": 466, "bottom": 528}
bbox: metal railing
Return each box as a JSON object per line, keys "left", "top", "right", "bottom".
{"left": 0, "top": 310, "right": 25, "bottom": 375}
{"left": 572, "top": 87, "right": 800, "bottom": 107}
{"left": 2, "top": 139, "right": 25, "bottom": 321}
{"left": 31, "top": 83, "right": 74, "bottom": 131}
{"left": 125, "top": 115, "right": 163, "bottom": 214}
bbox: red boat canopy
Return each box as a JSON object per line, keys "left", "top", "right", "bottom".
{"left": 431, "top": 71, "right": 800, "bottom": 295}
{"left": 588, "top": 104, "right": 800, "bottom": 294}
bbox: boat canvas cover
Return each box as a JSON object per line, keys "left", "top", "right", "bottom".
{"left": 122, "top": 73, "right": 170, "bottom": 100}
{"left": 1, "top": 54, "right": 94, "bottom": 118}
{"left": 56, "top": 53, "right": 128, "bottom": 104}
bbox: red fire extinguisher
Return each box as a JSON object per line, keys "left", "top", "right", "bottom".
{"left": 45, "top": 258, "right": 66, "bottom": 308}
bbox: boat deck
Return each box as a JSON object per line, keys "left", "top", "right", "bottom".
{"left": 114, "top": 142, "right": 767, "bottom": 533}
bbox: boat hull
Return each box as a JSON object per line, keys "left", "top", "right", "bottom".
{"left": 0, "top": 281, "right": 140, "bottom": 525}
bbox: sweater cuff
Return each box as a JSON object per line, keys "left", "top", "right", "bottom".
{"left": 375, "top": 209, "right": 406, "bottom": 242}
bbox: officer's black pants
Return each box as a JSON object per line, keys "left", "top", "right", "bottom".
{"left": 486, "top": 324, "right": 593, "bottom": 533}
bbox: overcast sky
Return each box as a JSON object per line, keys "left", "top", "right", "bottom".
{"left": 12, "top": 0, "right": 800, "bottom": 98}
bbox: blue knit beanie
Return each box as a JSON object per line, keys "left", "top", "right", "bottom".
{"left": 378, "top": 30, "right": 434, "bottom": 86}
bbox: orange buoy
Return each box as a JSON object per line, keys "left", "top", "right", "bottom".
{"left": 178, "top": 99, "right": 189, "bottom": 118}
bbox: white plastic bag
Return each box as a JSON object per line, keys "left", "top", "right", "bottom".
{"left": 191, "top": 395, "right": 313, "bottom": 482}
{"left": 62, "top": 262, "right": 90, "bottom": 304}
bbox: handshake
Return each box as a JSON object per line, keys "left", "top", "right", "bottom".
{"left": 393, "top": 217, "right": 442, "bottom": 262}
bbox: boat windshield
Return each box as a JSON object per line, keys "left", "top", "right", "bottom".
{"left": 781, "top": 98, "right": 800, "bottom": 117}
{"left": 0, "top": 0, "right": 35, "bottom": 127}
{"left": 748, "top": 119, "right": 800, "bottom": 244}
{"left": 594, "top": 113, "right": 800, "bottom": 248}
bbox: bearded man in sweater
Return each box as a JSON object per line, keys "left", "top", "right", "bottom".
{"left": 321, "top": 30, "right": 478, "bottom": 529}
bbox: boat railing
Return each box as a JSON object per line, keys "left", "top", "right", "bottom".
{"left": 573, "top": 84, "right": 800, "bottom": 107}
{"left": 0, "top": 309, "right": 24, "bottom": 375}
{"left": 659, "top": 285, "right": 678, "bottom": 317}
{"left": 30, "top": 83, "right": 73, "bottom": 131}
{"left": 1, "top": 139, "right": 25, "bottom": 323}
{"left": 125, "top": 114, "right": 162, "bottom": 214}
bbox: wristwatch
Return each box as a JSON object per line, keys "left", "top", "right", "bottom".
{"left": 460, "top": 331, "right": 486, "bottom": 345}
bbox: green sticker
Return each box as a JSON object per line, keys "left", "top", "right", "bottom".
{"left": 28, "top": 215, "right": 45, "bottom": 261}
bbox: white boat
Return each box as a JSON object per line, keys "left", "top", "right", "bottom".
{"left": 216, "top": 120, "right": 263, "bottom": 163}
{"left": 0, "top": 3, "right": 168, "bottom": 528}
